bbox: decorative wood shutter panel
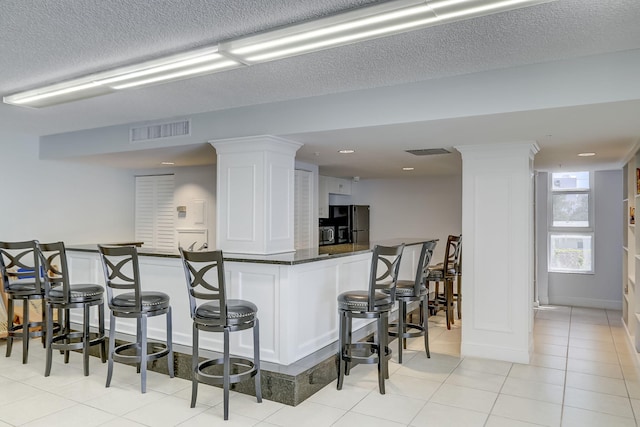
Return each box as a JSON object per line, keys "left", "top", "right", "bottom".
{"left": 135, "top": 175, "right": 175, "bottom": 251}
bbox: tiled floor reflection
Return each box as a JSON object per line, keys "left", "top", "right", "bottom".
{"left": 0, "top": 306, "right": 638, "bottom": 426}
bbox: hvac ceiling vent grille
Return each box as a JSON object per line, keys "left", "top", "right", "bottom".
{"left": 130, "top": 119, "right": 191, "bottom": 142}
{"left": 405, "top": 148, "right": 451, "bottom": 156}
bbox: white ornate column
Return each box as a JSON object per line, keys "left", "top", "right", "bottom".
{"left": 455, "top": 142, "right": 539, "bottom": 363}
{"left": 212, "top": 136, "right": 302, "bottom": 254}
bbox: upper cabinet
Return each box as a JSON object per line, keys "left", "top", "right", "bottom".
{"left": 326, "top": 176, "right": 352, "bottom": 195}
{"left": 318, "top": 175, "right": 352, "bottom": 218}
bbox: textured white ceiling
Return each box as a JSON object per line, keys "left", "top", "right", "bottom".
{"left": 1, "top": 0, "right": 640, "bottom": 176}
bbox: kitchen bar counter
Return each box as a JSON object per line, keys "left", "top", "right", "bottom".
{"left": 66, "top": 238, "right": 435, "bottom": 368}
{"left": 65, "top": 237, "right": 437, "bottom": 405}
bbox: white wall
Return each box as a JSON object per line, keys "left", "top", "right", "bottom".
{"left": 351, "top": 175, "right": 462, "bottom": 262}
{"left": 536, "top": 170, "right": 623, "bottom": 309}
{"left": 0, "top": 132, "right": 134, "bottom": 243}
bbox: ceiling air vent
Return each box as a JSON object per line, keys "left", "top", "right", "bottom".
{"left": 405, "top": 148, "right": 451, "bottom": 156}
{"left": 130, "top": 119, "right": 191, "bottom": 142}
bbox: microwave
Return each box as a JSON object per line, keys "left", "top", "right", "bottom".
{"left": 319, "top": 226, "right": 335, "bottom": 246}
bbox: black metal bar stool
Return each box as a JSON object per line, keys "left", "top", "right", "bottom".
{"left": 427, "top": 235, "right": 462, "bottom": 330}
{"left": 38, "top": 241, "right": 107, "bottom": 376}
{"left": 0, "top": 240, "right": 47, "bottom": 364}
{"left": 98, "top": 245, "right": 174, "bottom": 393}
{"left": 337, "top": 243, "right": 404, "bottom": 394}
{"left": 180, "top": 248, "right": 262, "bottom": 421}
{"left": 387, "top": 240, "right": 437, "bottom": 363}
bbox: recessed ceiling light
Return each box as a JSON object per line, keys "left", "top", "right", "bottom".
{"left": 161, "top": 161, "right": 175, "bottom": 165}
{"left": 402, "top": 167, "right": 415, "bottom": 171}
{"left": 577, "top": 152, "right": 596, "bottom": 157}
{"left": 339, "top": 149, "right": 355, "bottom": 154}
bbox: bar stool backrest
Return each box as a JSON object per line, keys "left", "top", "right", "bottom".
{"left": 0, "top": 240, "right": 42, "bottom": 293}
{"left": 443, "top": 235, "right": 462, "bottom": 278}
{"left": 37, "top": 242, "right": 71, "bottom": 303}
{"left": 98, "top": 245, "right": 142, "bottom": 312}
{"left": 179, "top": 248, "right": 227, "bottom": 324}
{"left": 412, "top": 240, "right": 438, "bottom": 295}
{"left": 368, "top": 244, "right": 404, "bottom": 310}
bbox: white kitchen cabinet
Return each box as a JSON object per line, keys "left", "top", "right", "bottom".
{"left": 318, "top": 175, "right": 352, "bottom": 218}
{"left": 327, "top": 176, "right": 352, "bottom": 195}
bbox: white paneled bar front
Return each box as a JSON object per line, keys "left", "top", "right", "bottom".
{"left": 456, "top": 142, "right": 539, "bottom": 363}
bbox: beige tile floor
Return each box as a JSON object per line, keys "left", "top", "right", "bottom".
{"left": 0, "top": 306, "right": 639, "bottom": 426}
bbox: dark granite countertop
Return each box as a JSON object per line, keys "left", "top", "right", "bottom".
{"left": 67, "top": 238, "right": 436, "bottom": 266}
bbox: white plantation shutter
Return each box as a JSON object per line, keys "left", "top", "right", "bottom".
{"left": 294, "top": 170, "right": 313, "bottom": 250}
{"left": 135, "top": 175, "right": 175, "bottom": 251}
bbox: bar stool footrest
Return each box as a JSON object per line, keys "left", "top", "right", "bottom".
{"left": 388, "top": 322, "right": 426, "bottom": 339}
{"left": 51, "top": 331, "right": 106, "bottom": 351}
{"left": 341, "top": 342, "right": 391, "bottom": 365}
{"left": 196, "top": 356, "right": 258, "bottom": 386}
{"left": 113, "top": 342, "right": 170, "bottom": 364}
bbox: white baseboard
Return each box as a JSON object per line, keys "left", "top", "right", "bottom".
{"left": 548, "top": 296, "right": 622, "bottom": 311}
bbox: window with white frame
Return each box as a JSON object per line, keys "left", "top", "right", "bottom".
{"left": 548, "top": 171, "right": 594, "bottom": 273}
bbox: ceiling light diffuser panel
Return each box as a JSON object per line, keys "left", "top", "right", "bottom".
{"left": 3, "top": 0, "right": 556, "bottom": 108}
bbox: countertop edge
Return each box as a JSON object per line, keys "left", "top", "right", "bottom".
{"left": 67, "top": 238, "right": 436, "bottom": 266}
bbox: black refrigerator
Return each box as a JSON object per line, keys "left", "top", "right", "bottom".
{"left": 330, "top": 205, "right": 370, "bottom": 244}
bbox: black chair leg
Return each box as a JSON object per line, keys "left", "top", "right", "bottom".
{"left": 22, "top": 299, "right": 29, "bottom": 364}
{"left": 253, "top": 319, "right": 262, "bottom": 402}
{"left": 106, "top": 313, "right": 116, "bottom": 388}
{"left": 398, "top": 301, "right": 405, "bottom": 364}
{"left": 337, "top": 310, "right": 345, "bottom": 390}
{"left": 6, "top": 298, "right": 14, "bottom": 358}
{"left": 166, "top": 307, "right": 174, "bottom": 378}
{"left": 83, "top": 304, "right": 90, "bottom": 376}
{"left": 99, "top": 303, "right": 107, "bottom": 363}
{"left": 223, "top": 327, "right": 230, "bottom": 421}
{"left": 191, "top": 324, "right": 198, "bottom": 408}
{"left": 422, "top": 296, "right": 430, "bottom": 358}
{"left": 140, "top": 315, "right": 148, "bottom": 394}
{"left": 45, "top": 304, "right": 53, "bottom": 377}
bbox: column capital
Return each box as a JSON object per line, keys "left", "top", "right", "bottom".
{"left": 211, "top": 135, "right": 302, "bottom": 155}
{"left": 455, "top": 141, "right": 540, "bottom": 159}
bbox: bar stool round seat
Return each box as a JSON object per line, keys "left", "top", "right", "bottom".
{"left": 337, "top": 244, "right": 404, "bottom": 395}
{"left": 337, "top": 291, "right": 394, "bottom": 311}
{"left": 48, "top": 284, "right": 104, "bottom": 302}
{"left": 180, "top": 248, "right": 262, "bottom": 421}
{"left": 111, "top": 291, "right": 171, "bottom": 311}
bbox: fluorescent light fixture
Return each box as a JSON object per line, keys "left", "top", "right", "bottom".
{"left": 3, "top": 47, "right": 243, "bottom": 108}
{"left": 402, "top": 167, "right": 415, "bottom": 171}
{"left": 577, "top": 152, "right": 596, "bottom": 157}
{"left": 160, "top": 161, "right": 175, "bottom": 165}
{"left": 339, "top": 149, "right": 355, "bottom": 154}
{"left": 3, "top": 0, "right": 556, "bottom": 108}
{"left": 223, "top": 0, "right": 556, "bottom": 64}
